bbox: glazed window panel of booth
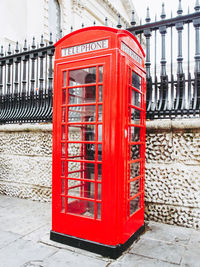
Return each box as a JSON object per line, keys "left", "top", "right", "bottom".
{"left": 127, "top": 68, "right": 144, "bottom": 218}
{"left": 60, "top": 65, "right": 103, "bottom": 220}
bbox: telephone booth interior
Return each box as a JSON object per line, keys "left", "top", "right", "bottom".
{"left": 51, "top": 26, "right": 146, "bottom": 259}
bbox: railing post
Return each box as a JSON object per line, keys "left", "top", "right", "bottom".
{"left": 193, "top": 1, "right": 200, "bottom": 110}
{"left": 175, "top": 0, "right": 185, "bottom": 112}
{"left": 22, "top": 40, "right": 28, "bottom": 95}
{"left": 14, "top": 42, "right": 19, "bottom": 95}
{"left": 144, "top": 7, "right": 152, "bottom": 113}
{"left": 158, "top": 3, "right": 168, "bottom": 114}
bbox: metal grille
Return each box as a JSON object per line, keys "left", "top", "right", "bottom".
{"left": 0, "top": 36, "right": 54, "bottom": 124}
{"left": 127, "top": 1, "right": 200, "bottom": 119}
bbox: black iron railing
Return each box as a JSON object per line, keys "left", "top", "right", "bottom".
{"left": 127, "top": 0, "right": 200, "bottom": 119}
{"left": 0, "top": 35, "right": 55, "bottom": 124}
{"left": 0, "top": 0, "right": 200, "bottom": 124}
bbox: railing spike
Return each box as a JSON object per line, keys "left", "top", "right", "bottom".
{"left": 171, "top": 11, "right": 173, "bottom": 18}
{"left": 23, "top": 39, "right": 27, "bottom": 51}
{"left": 32, "top": 37, "right": 36, "bottom": 49}
{"left": 7, "top": 43, "right": 11, "bottom": 55}
{"left": 71, "top": 26, "right": 73, "bottom": 32}
{"left": 117, "top": 14, "right": 122, "bottom": 28}
{"left": 131, "top": 10, "right": 136, "bottom": 26}
{"left": 195, "top": 0, "right": 200, "bottom": 11}
{"left": 161, "top": 2, "right": 166, "bottom": 19}
{"left": 105, "top": 17, "right": 108, "bottom": 26}
{"left": 15, "top": 41, "right": 19, "bottom": 53}
{"left": 0, "top": 45, "right": 4, "bottom": 57}
{"left": 49, "top": 33, "right": 53, "bottom": 45}
{"left": 82, "top": 23, "right": 84, "bottom": 28}
{"left": 93, "top": 21, "right": 96, "bottom": 26}
{"left": 146, "top": 7, "right": 151, "bottom": 23}
{"left": 140, "top": 18, "right": 142, "bottom": 25}
{"left": 177, "top": 0, "right": 183, "bottom": 16}
{"left": 188, "top": 6, "right": 190, "bottom": 14}
{"left": 155, "top": 14, "right": 157, "bottom": 22}
{"left": 40, "top": 34, "right": 44, "bottom": 47}
{"left": 60, "top": 29, "right": 63, "bottom": 38}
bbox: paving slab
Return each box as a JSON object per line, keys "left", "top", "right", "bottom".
{"left": 129, "top": 237, "right": 185, "bottom": 264}
{"left": 142, "top": 221, "right": 192, "bottom": 246}
{"left": 0, "top": 238, "right": 58, "bottom": 267}
{"left": 188, "top": 229, "right": 200, "bottom": 248}
{"left": 43, "top": 249, "right": 109, "bottom": 267}
{"left": 0, "top": 197, "right": 51, "bottom": 235}
{"left": 0, "top": 230, "right": 22, "bottom": 249}
{"left": 181, "top": 245, "right": 200, "bottom": 267}
{"left": 109, "top": 253, "right": 178, "bottom": 267}
{"left": 22, "top": 224, "right": 51, "bottom": 243}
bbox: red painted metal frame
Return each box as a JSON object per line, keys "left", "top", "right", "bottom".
{"left": 52, "top": 26, "right": 146, "bottom": 247}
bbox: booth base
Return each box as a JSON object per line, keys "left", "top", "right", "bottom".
{"left": 50, "top": 225, "right": 145, "bottom": 259}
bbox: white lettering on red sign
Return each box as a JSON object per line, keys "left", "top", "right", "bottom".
{"left": 61, "top": 39, "right": 109, "bottom": 57}
{"left": 121, "top": 42, "right": 142, "bottom": 65}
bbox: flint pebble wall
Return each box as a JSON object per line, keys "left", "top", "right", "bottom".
{"left": 0, "top": 119, "right": 199, "bottom": 228}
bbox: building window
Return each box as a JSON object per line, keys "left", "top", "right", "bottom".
{"left": 48, "top": 0, "right": 61, "bottom": 40}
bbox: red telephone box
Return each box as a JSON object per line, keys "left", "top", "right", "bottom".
{"left": 50, "top": 26, "right": 146, "bottom": 258}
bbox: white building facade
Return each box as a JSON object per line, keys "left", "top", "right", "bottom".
{"left": 0, "top": 0, "right": 136, "bottom": 49}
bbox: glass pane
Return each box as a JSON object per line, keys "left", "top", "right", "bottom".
{"left": 130, "top": 179, "right": 140, "bottom": 197}
{"left": 68, "top": 125, "right": 95, "bottom": 141}
{"left": 98, "top": 164, "right": 102, "bottom": 180}
{"left": 97, "top": 183, "right": 101, "bottom": 200}
{"left": 68, "top": 161, "right": 82, "bottom": 178}
{"left": 99, "top": 66, "right": 103, "bottom": 83}
{"left": 62, "top": 107, "right": 66, "bottom": 122}
{"left": 98, "top": 124, "right": 102, "bottom": 141}
{"left": 84, "top": 143, "right": 95, "bottom": 160}
{"left": 68, "top": 179, "right": 81, "bottom": 188}
{"left": 69, "top": 86, "right": 96, "bottom": 104}
{"left": 62, "top": 89, "right": 66, "bottom": 104}
{"left": 131, "top": 90, "right": 141, "bottom": 107}
{"left": 97, "top": 203, "right": 101, "bottom": 219}
{"left": 63, "top": 72, "right": 66, "bottom": 87}
{"left": 68, "top": 144, "right": 96, "bottom": 161}
{"left": 62, "top": 125, "right": 66, "bottom": 140}
{"left": 61, "top": 161, "right": 65, "bottom": 176}
{"left": 130, "top": 162, "right": 140, "bottom": 178}
{"left": 68, "top": 143, "right": 82, "bottom": 158}
{"left": 132, "top": 71, "right": 141, "bottom": 90}
{"left": 131, "top": 109, "right": 141, "bottom": 125}
{"left": 98, "top": 105, "right": 102, "bottom": 121}
{"left": 68, "top": 105, "right": 96, "bottom": 122}
{"left": 61, "top": 143, "right": 65, "bottom": 157}
{"left": 84, "top": 163, "right": 95, "bottom": 180}
{"left": 98, "top": 144, "right": 102, "bottom": 161}
{"left": 69, "top": 67, "right": 96, "bottom": 86}
{"left": 130, "top": 196, "right": 140, "bottom": 215}
{"left": 130, "top": 127, "right": 140, "bottom": 142}
{"left": 61, "top": 197, "right": 65, "bottom": 213}
{"left": 131, "top": 145, "right": 140, "bottom": 160}
{"left": 68, "top": 183, "right": 84, "bottom": 198}
{"left": 99, "top": 85, "right": 103, "bottom": 102}
{"left": 61, "top": 179, "right": 65, "bottom": 194}
{"left": 67, "top": 198, "right": 94, "bottom": 218}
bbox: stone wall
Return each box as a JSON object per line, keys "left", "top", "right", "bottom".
{"left": 0, "top": 119, "right": 199, "bottom": 228}
{"left": 145, "top": 119, "right": 200, "bottom": 229}
{"left": 0, "top": 124, "right": 52, "bottom": 202}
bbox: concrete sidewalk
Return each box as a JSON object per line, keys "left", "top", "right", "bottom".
{"left": 0, "top": 194, "right": 199, "bottom": 267}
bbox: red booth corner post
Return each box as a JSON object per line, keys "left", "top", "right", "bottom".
{"left": 50, "top": 26, "right": 146, "bottom": 259}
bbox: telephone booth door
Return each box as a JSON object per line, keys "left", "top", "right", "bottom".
{"left": 51, "top": 54, "right": 118, "bottom": 247}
